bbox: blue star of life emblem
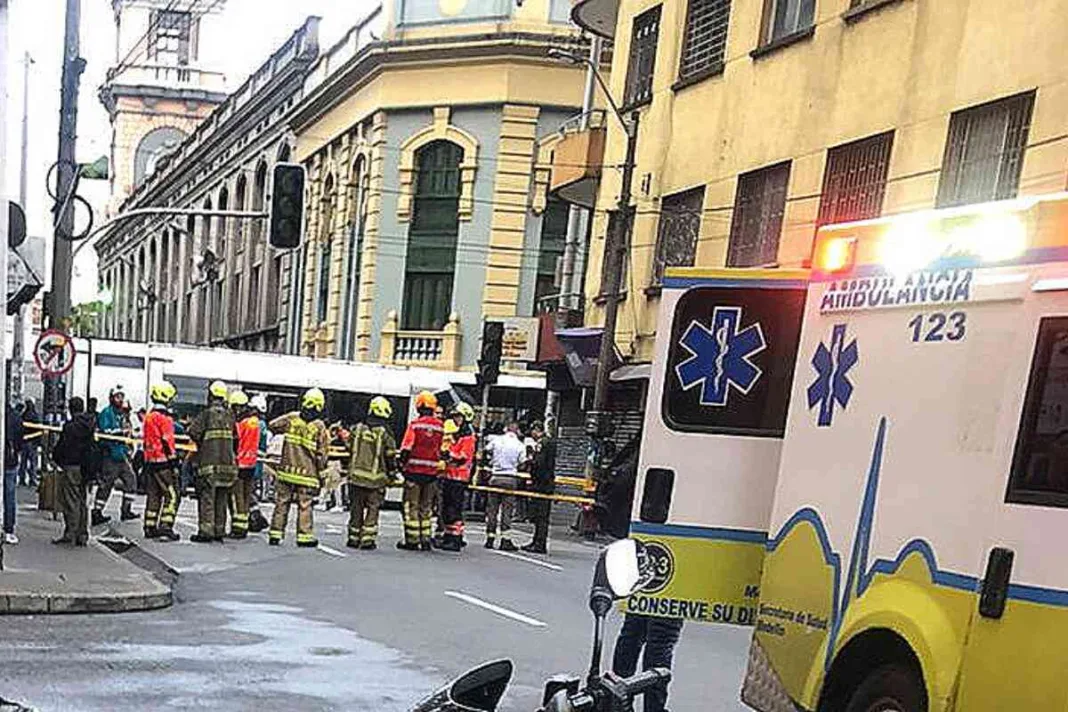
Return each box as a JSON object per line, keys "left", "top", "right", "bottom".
{"left": 807, "top": 323, "right": 859, "bottom": 427}
{"left": 675, "top": 306, "right": 767, "bottom": 407}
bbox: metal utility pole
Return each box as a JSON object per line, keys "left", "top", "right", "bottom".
{"left": 50, "top": 0, "right": 83, "bottom": 330}
{"left": 589, "top": 111, "right": 639, "bottom": 459}
{"left": 1, "top": 0, "right": 11, "bottom": 562}
{"left": 12, "top": 51, "right": 34, "bottom": 403}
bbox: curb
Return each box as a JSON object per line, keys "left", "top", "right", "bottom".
{"left": 0, "top": 538, "right": 174, "bottom": 615}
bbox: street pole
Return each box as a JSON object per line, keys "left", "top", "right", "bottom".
{"left": 1, "top": 0, "right": 11, "bottom": 559}
{"left": 12, "top": 51, "right": 33, "bottom": 404}
{"left": 47, "top": 0, "right": 83, "bottom": 420}
{"left": 589, "top": 111, "right": 639, "bottom": 466}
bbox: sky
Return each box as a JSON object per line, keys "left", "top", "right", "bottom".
{"left": 5, "top": 0, "right": 380, "bottom": 304}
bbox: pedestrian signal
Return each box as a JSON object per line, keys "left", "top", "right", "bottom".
{"left": 269, "top": 163, "right": 306, "bottom": 249}
{"left": 478, "top": 320, "right": 504, "bottom": 386}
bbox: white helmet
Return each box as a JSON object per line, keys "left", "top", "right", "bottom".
{"left": 250, "top": 394, "right": 267, "bottom": 412}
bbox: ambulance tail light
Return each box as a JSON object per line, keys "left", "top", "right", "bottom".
{"left": 815, "top": 236, "right": 857, "bottom": 273}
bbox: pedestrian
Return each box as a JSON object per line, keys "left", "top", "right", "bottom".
{"left": 268, "top": 388, "right": 329, "bottom": 547}
{"left": 437, "top": 401, "right": 475, "bottom": 552}
{"left": 246, "top": 394, "right": 270, "bottom": 533}
{"left": 18, "top": 398, "right": 39, "bottom": 487}
{"left": 483, "top": 421, "right": 525, "bottom": 551}
{"left": 92, "top": 385, "right": 140, "bottom": 526}
{"left": 522, "top": 421, "right": 556, "bottom": 554}
{"left": 187, "top": 381, "right": 238, "bottom": 543}
{"left": 141, "top": 382, "right": 181, "bottom": 542}
{"left": 397, "top": 390, "right": 443, "bottom": 551}
{"left": 611, "top": 613, "right": 684, "bottom": 712}
{"left": 3, "top": 401, "right": 24, "bottom": 545}
{"left": 50, "top": 396, "right": 97, "bottom": 546}
{"left": 344, "top": 395, "right": 397, "bottom": 550}
{"left": 228, "top": 390, "right": 257, "bottom": 539}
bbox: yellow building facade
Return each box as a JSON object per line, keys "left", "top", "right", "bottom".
{"left": 561, "top": 0, "right": 1068, "bottom": 363}
{"left": 287, "top": 0, "right": 594, "bottom": 370}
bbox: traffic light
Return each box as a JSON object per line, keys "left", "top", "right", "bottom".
{"left": 269, "top": 163, "right": 306, "bottom": 249}
{"left": 477, "top": 320, "right": 504, "bottom": 386}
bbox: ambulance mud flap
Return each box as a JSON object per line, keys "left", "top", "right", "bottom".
{"left": 741, "top": 636, "right": 800, "bottom": 712}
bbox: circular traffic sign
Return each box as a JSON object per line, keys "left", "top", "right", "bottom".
{"left": 34, "top": 329, "right": 76, "bottom": 377}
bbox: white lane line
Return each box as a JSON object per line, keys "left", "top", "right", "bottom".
{"left": 443, "top": 590, "right": 547, "bottom": 628}
{"left": 317, "top": 543, "right": 348, "bottom": 558}
{"left": 491, "top": 549, "right": 562, "bottom": 571}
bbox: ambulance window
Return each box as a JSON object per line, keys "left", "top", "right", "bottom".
{"left": 1007, "top": 317, "right": 1068, "bottom": 508}
{"left": 640, "top": 467, "right": 674, "bottom": 523}
{"left": 663, "top": 285, "right": 805, "bottom": 436}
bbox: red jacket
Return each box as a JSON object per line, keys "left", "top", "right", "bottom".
{"left": 142, "top": 407, "right": 176, "bottom": 464}
{"left": 236, "top": 415, "right": 260, "bottom": 469}
{"left": 400, "top": 414, "right": 443, "bottom": 478}
{"left": 444, "top": 433, "right": 476, "bottom": 482}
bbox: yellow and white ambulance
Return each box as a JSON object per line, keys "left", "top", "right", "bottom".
{"left": 743, "top": 192, "right": 1068, "bottom": 712}
{"left": 629, "top": 267, "right": 808, "bottom": 624}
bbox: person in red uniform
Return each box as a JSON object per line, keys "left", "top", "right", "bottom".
{"left": 142, "top": 381, "right": 180, "bottom": 541}
{"left": 229, "top": 390, "right": 258, "bottom": 539}
{"left": 397, "top": 391, "right": 443, "bottom": 551}
{"left": 438, "top": 402, "right": 476, "bottom": 552}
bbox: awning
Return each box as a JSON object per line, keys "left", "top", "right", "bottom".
{"left": 554, "top": 327, "right": 621, "bottom": 388}
{"left": 610, "top": 363, "right": 651, "bottom": 382}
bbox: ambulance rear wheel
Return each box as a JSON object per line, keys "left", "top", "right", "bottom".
{"left": 843, "top": 663, "right": 926, "bottom": 712}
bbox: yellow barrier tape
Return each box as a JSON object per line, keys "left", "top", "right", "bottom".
{"left": 468, "top": 484, "right": 594, "bottom": 506}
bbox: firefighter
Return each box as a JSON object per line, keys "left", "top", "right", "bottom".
{"left": 345, "top": 396, "right": 398, "bottom": 550}
{"left": 268, "top": 388, "right": 330, "bottom": 547}
{"left": 438, "top": 401, "right": 476, "bottom": 552}
{"left": 142, "top": 381, "right": 181, "bottom": 541}
{"left": 397, "top": 390, "right": 443, "bottom": 551}
{"left": 187, "top": 381, "right": 238, "bottom": 543}
{"left": 247, "top": 394, "right": 270, "bottom": 533}
{"left": 228, "top": 390, "right": 258, "bottom": 539}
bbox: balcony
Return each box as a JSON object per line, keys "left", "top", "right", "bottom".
{"left": 547, "top": 110, "right": 607, "bottom": 209}
{"left": 571, "top": 0, "right": 619, "bottom": 38}
{"left": 110, "top": 63, "right": 227, "bottom": 93}
{"left": 379, "top": 310, "right": 462, "bottom": 370}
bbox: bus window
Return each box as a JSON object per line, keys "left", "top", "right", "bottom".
{"left": 1007, "top": 316, "right": 1068, "bottom": 507}
{"left": 662, "top": 286, "right": 805, "bottom": 437}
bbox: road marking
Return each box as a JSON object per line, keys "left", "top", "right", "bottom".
{"left": 317, "top": 543, "right": 348, "bottom": 558}
{"left": 443, "top": 591, "right": 547, "bottom": 628}
{"left": 492, "top": 549, "right": 562, "bottom": 571}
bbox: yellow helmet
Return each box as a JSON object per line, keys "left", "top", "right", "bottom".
{"left": 208, "top": 380, "right": 228, "bottom": 400}
{"left": 369, "top": 396, "right": 392, "bottom": 419}
{"left": 443, "top": 419, "right": 459, "bottom": 436}
{"left": 150, "top": 381, "right": 175, "bottom": 404}
{"left": 229, "top": 390, "right": 249, "bottom": 407}
{"left": 414, "top": 390, "right": 438, "bottom": 411}
{"left": 453, "top": 402, "right": 475, "bottom": 421}
{"left": 302, "top": 387, "right": 325, "bottom": 411}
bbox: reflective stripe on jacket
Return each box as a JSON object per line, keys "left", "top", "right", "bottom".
{"left": 187, "top": 403, "right": 238, "bottom": 485}
{"left": 142, "top": 407, "right": 175, "bottom": 464}
{"left": 347, "top": 422, "right": 398, "bottom": 488}
{"left": 444, "top": 433, "right": 476, "bottom": 482}
{"left": 400, "top": 415, "right": 443, "bottom": 477}
{"left": 270, "top": 412, "right": 329, "bottom": 488}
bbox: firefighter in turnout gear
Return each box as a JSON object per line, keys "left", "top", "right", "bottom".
{"left": 268, "top": 388, "right": 330, "bottom": 547}
{"left": 187, "top": 381, "right": 239, "bottom": 543}
{"left": 229, "top": 390, "right": 258, "bottom": 539}
{"left": 345, "top": 396, "right": 398, "bottom": 550}
{"left": 438, "top": 402, "right": 476, "bottom": 552}
{"left": 142, "top": 382, "right": 181, "bottom": 541}
{"left": 397, "top": 390, "right": 443, "bottom": 551}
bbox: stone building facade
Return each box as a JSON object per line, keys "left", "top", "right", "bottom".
{"left": 95, "top": 17, "right": 321, "bottom": 352}
{"left": 286, "top": 0, "right": 592, "bottom": 370}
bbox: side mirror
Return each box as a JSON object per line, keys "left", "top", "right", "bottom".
{"left": 590, "top": 539, "right": 650, "bottom": 617}
{"left": 410, "top": 659, "right": 513, "bottom": 712}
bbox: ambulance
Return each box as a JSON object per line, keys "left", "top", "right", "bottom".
{"left": 630, "top": 267, "right": 809, "bottom": 624}
{"left": 742, "top": 192, "right": 1068, "bottom": 712}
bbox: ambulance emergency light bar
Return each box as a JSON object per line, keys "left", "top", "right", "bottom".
{"left": 812, "top": 191, "right": 1068, "bottom": 276}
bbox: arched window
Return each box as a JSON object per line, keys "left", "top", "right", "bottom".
{"left": 277, "top": 143, "right": 292, "bottom": 163}
{"left": 134, "top": 126, "right": 187, "bottom": 186}
{"left": 340, "top": 156, "right": 368, "bottom": 358}
{"left": 403, "top": 140, "right": 461, "bottom": 330}
{"left": 216, "top": 186, "right": 229, "bottom": 256}
{"left": 148, "top": 239, "right": 158, "bottom": 339}
{"left": 251, "top": 161, "right": 267, "bottom": 245}
{"left": 316, "top": 174, "right": 335, "bottom": 325}
{"left": 159, "top": 232, "right": 170, "bottom": 340}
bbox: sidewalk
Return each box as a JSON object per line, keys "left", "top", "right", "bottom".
{"left": 0, "top": 486, "right": 172, "bottom": 614}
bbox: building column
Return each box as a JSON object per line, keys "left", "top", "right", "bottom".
{"left": 355, "top": 111, "right": 387, "bottom": 362}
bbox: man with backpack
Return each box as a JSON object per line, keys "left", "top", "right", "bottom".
{"left": 50, "top": 397, "right": 98, "bottom": 546}
{"left": 345, "top": 396, "right": 398, "bottom": 550}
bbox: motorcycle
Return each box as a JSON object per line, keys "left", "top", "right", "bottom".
{"left": 411, "top": 538, "right": 670, "bottom": 712}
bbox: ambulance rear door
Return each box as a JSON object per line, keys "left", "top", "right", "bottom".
{"left": 631, "top": 268, "right": 807, "bottom": 625}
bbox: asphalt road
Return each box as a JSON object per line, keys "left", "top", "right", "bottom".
{"left": 0, "top": 503, "right": 751, "bottom": 712}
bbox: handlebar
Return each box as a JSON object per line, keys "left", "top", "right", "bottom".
{"left": 618, "top": 668, "right": 671, "bottom": 697}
